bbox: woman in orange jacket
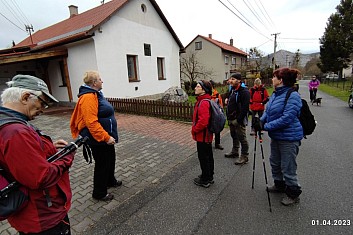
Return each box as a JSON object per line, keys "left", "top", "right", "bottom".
{"left": 70, "top": 71, "right": 121, "bottom": 201}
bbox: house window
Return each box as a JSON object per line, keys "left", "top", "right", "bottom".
{"left": 231, "top": 57, "right": 236, "bottom": 65}
{"left": 141, "top": 4, "right": 147, "bottom": 13}
{"left": 224, "top": 55, "right": 229, "bottom": 65}
{"left": 59, "top": 61, "right": 67, "bottom": 87}
{"left": 127, "top": 55, "right": 139, "bottom": 82}
{"left": 144, "top": 43, "right": 151, "bottom": 56}
{"left": 225, "top": 72, "right": 228, "bottom": 81}
{"left": 195, "top": 41, "right": 202, "bottom": 50}
{"left": 157, "top": 57, "right": 165, "bottom": 80}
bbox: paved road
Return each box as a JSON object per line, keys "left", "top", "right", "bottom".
{"left": 86, "top": 80, "right": 353, "bottom": 235}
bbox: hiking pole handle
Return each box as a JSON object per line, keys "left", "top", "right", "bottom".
{"left": 47, "top": 136, "right": 88, "bottom": 163}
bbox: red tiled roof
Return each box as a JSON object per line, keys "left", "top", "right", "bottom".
{"left": 16, "top": 0, "right": 128, "bottom": 48}
{"left": 198, "top": 35, "right": 247, "bottom": 56}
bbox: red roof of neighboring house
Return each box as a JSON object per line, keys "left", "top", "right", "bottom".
{"left": 192, "top": 35, "right": 247, "bottom": 56}
{"left": 5, "top": 0, "right": 183, "bottom": 52}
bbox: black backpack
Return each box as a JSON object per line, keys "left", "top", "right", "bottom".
{"left": 196, "top": 99, "right": 226, "bottom": 134}
{"left": 0, "top": 116, "right": 30, "bottom": 221}
{"left": 284, "top": 89, "right": 316, "bottom": 138}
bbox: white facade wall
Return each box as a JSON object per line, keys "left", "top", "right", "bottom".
{"left": 90, "top": 0, "right": 180, "bottom": 99}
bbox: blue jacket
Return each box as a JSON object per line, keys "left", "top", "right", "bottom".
{"left": 77, "top": 85, "right": 118, "bottom": 145}
{"left": 260, "top": 86, "right": 303, "bottom": 141}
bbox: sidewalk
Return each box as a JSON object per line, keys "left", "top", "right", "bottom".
{"left": 0, "top": 109, "right": 204, "bottom": 234}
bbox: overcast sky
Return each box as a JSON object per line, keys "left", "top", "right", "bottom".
{"left": 0, "top": 0, "right": 341, "bottom": 55}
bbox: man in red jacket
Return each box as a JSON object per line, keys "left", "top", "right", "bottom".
{"left": 192, "top": 80, "right": 214, "bottom": 188}
{"left": 0, "top": 75, "right": 75, "bottom": 234}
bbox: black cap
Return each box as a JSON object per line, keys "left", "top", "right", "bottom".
{"left": 230, "top": 73, "right": 242, "bottom": 80}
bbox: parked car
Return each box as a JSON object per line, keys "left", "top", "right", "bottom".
{"left": 349, "top": 90, "right": 353, "bottom": 109}
{"left": 326, "top": 74, "right": 339, "bottom": 80}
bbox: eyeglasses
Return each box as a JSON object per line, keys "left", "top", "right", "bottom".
{"left": 30, "top": 93, "right": 50, "bottom": 109}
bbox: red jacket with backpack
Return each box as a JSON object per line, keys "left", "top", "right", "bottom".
{"left": 250, "top": 85, "right": 269, "bottom": 111}
{"left": 192, "top": 94, "right": 213, "bottom": 143}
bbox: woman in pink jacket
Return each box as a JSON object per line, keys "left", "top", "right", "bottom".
{"left": 308, "top": 75, "right": 320, "bottom": 102}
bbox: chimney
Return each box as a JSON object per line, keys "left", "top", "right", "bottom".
{"left": 69, "top": 5, "right": 78, "bottom": 17}
{"left": 230, "top": 38, "right": 233, "bottom": 46}
{"left": 208, "top": 34, "right": 212, "bottom": 39}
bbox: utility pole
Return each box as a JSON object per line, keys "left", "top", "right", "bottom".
{"left": 25, "top": 25, "right": 34, "bottom": 44}
{"left": 271, "top": 33, "right": 280, "bottom": 69}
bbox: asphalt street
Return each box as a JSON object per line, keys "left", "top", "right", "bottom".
{"left": 86, "top": 80, "right": 353, "bottom": 235}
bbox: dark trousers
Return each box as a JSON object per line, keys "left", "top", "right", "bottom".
{"left": 90, "top": 144, "right": 117, "bottom": 199}
{"left": 215, "top": 133, "right": 221, "bottom": 145}
{"left": 309, "top": 88, "right": 317, "bottom": 101}
{"left": 251, "top": 110, "right": 264, "bottom": 128}
{"left": 19, "top": 215, "right": 70, "bottom": 235}
{"left": 196, "top": 142, "right": 214, "bottom": 181}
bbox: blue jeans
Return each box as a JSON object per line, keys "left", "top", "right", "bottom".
{"left": 270, "top": 140, "right": 302, "bottom": 198}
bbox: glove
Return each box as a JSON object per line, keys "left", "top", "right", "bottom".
{"left": 253, "top": 117, "right": 263, "bottom": 132}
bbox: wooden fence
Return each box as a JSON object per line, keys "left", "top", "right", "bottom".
{"left": 107, "top": 98, "right": 194, "bottom": 122}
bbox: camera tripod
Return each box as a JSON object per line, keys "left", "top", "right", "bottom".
{"left": 251, "top": 118, "right": 272, "bottom": 212}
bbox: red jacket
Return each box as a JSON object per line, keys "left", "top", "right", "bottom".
{"left": 250, "top": 85, "right": 269, "bottom": 111}
{"left": 192, "top": 94, "right": 213, "bottom": 143}
{"left": 0, "top": 122, "right": 73, "bottom": 233}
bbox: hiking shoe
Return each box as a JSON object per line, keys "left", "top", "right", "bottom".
{"left": 234, "top": 156, "right": 249, "bottom": 165}
{"left": 267, "top": 185, "right": 285, "bottom": 193}
{"left": 193, "top": 177, "right": 211, "bottom": 188}
{"left": 93, "top": 193, "right": 114, "bottom": 201}
{"left": 215, "top": 144, "right": 224, "bottom": 150}
{"left": 281, "top": 196, "right": 300, "bottom": 206}
{"left": 224, "top": 152, "right": 238, "bottom": 158}
{"left": 107, "top": 180, "right": 122, "bottom": 189}
{"left": 198, "top": 175, "right": 214, "bottom": 184}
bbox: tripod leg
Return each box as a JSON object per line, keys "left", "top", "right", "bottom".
{"left": 251, "top": 132, "right": 257, "bottom": 189}
{"left": 258, "top": 131, "right": 272, "bottom": 212}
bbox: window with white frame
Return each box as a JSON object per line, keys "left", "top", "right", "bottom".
{"left": 157, "top": 57, "right": 165, "bottom": 80}
{"left": 224, "top": 55, "right": 229, "bottom": 65}
{"left": 231, "top": 57, "right": 236, "bottom": 65}
{"left": 195, "top": 41, "right": 202, "bottom": 50}
{"left": 127, "top": 55, "right": 139, "bottom": 82}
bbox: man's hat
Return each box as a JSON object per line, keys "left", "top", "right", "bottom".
{"left": 9, "top": 74, "right": 59, "bottom": 102}
{"left": 230, "top": 73, "right": 242, "bottom": 80}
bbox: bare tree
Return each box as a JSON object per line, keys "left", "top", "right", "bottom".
{"left": 180, "top": 51, "right": 214, "bottom": 88}
{"left": 248, "top": 47, "right": 264, "bottom": 72}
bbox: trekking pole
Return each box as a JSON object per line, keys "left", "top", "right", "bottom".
{"left": 251, "top": 130, "right": 257, "bottom": 189}
{"left": 258, "top": 131, "right": 272, "bottom": 212}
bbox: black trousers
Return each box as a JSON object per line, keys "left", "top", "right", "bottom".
{"left": 90, "top": 144, "right": 117, "bottom": 199}
{"left": 251, "top": 110, "right": 264, "bottom": 128}
{"left": 196, "top": 142, "right": 214, "bottom": 181}
{"left": 309, "top": 88, "right": 317, "bottom": 101}
{"left": 215, "top": 133, "right": 221, "bottom": 145}
{"left": 19, "top": 215, "right": 70, "bottom": 235}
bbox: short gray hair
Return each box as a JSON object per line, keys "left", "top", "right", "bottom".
{"left": 1, "top": 86, "right": 41, "bottom": 104}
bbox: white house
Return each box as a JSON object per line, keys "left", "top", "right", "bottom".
{"left": 0, "top": 0, "right": 184, "bottom": 103}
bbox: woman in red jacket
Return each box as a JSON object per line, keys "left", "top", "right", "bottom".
{"left": 249, "top": 78, "right": 269, "bottom": 135}
{"left": 192, "top": 80, "right": 214, "bottom": 188}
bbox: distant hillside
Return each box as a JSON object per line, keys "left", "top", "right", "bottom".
{"left": 261, "top": 50, "right": 320, "bottom": 68}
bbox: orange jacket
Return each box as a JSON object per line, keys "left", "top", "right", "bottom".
{"left": 211, "top": 89, "right": 223, "bottom": 108}
{"left": 70, "top": 93, "right": 110, "bottom": 143}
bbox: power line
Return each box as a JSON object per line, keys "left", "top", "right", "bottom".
{"left": 242, "top": 0, "right": 270, "bottom": 32}
{"left": 0, "top": 12, "right": 26, "bottom": 32}
{"left": 218, "top": 0, "right": 271, "bottom": 40}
